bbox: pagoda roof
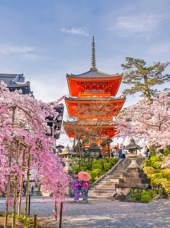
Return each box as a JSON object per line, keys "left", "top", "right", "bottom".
{"left": 63, "top": 120, "right": 117, "bottom": 139}
{"left": 65, "top": 96, "right": 125, "bottom": 101}
{"left": 67, "top": 69, "right": 122, "bottom": 79}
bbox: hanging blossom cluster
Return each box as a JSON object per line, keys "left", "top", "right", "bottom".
{"left": 115, "top": 92, "right": 170, "bottom": 147}
{"left": 0, "top": 81, "right": 68, "bottom": 203}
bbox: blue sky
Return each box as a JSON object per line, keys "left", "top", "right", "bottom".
{"left": 0, "top": 0, "right": 170, "bottom": 145}
{"left": 0, "top": 0, "right": 169, "bottom": 105}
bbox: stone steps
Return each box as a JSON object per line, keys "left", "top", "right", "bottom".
{"left": 94, "top": 185, "right": 115, "bottom": 189}
{"left": 89, "top": 158, "right": 131, "bottom": 198}
{"left": 89, "top": 156, "right": 146, "bottom": 199}
{"left": 99, "top": 179, "right": 119, "bottom": 184}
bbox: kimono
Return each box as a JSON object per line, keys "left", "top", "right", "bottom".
{"left": 72, "top": 178, "right": 81, "bottom": 201}
{"left": 81, "top": 181, "right": 89, "bottom": 201}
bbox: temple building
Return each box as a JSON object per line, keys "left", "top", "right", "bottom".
{"left": 0, "top": 73, "right": 32, "bottom": 94}
{"left": 64, "top": 37, "right": 125, "bottom": 156}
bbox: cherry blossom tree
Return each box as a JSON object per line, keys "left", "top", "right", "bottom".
{"left": 115, "top": 92, "right": 170, "bottom": 147}
{"left": 0, "top": 82, "right": 68, "bottom": 227}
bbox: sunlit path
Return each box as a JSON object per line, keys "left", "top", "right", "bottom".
{"left": 0, "top": 197, "right": 170, "bottom": 227}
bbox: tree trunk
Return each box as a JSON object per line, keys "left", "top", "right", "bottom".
{"left": 24, "top": 147, "right": 31, "bottom": 218}
{"left": 17, "top": 148, "right": 26, "bottom": 215}
{"left": 12, "top": 175, "right": 18, "bottom": 228}
{"left": 4, "top": 172, "right": 11, "bottom": 228}
{"left": 144, "top": 75, "right": 152, "bottom": 102}
{"left": 4, "top": 107, "right": 16, "bottom": 228}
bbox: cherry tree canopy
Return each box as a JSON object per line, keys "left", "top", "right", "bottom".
{"left": 0, "top": 81, "right": 68, "bottom": 202}
{"left": 115, "top": 92, "right": 170, "bottom": 147}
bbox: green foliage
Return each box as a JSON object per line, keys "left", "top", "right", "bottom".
{"left": 129, "top": 189, "right": 141, "bottom": 201}
{"left": 143, "top": 145, "right": 170, "bottom": 199}
{"left": 90, "top": 169, "right": 102, "bottom": 182}
{"left": 149, "top": 145, "right": 156, "bottom": 156}
{"left": 122, "top": 57, "right": 170, "bottom": 100}
{"left": 159, "top": 145, "right": 170, "bottom": 156}
{"left": 140, "top": 190, "right": 157, "bottom": 203}
{"left": 16, "top": 214, "right": 41, "bottom": 228}
{"left": 129, "top": 189, "right": 161, "bottom": 203}
{"left": 71, "top": 157, "right": 118, "bottom": 183}
{"left": 146, "top": 155, "right": 163, "bottom": 169}
{"left": 17, "top": 215, "right": 33, "bottom": 226}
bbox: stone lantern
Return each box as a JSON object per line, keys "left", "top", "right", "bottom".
{"left": 88, "top": 143, "right": 101, "bottom": 158}
{"left": 125, "top": 138, "right": 141, "bottom": 155}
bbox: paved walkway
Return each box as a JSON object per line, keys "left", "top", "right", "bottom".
{"left": 0, "top": 197, "right": 170, "bottom": 227}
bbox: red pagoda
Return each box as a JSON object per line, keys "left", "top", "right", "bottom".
{"left": 64, "top": 37, "right": 125, "bottom": 155}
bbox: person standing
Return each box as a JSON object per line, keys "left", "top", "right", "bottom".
{"left": 145, "top": 146, "right": 150, "bottom": 158}
{"left": 119, "top": 146, "right": 125, "bottom": 159}
{"left": 72, "top": 175, "right": 81, "bottom": 201}
{"left": 81, "top": 181, "right": 89, "bottom": 203}
{"left": 112, "top": 147, "right": 117, "bottom": 158}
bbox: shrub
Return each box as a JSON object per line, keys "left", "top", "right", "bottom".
{"left": 129, "top": 189, "right": 160, "bottom": 203}
{"left": 143, "top": 146, "right": 170, "bottom": 200}
{"left": 92, "top": 159, "right": 102, "bottom": 170}
{"left": 150, "top": 145, "right": 156, "bottom": 156}
{"left": 71, "top": 157, "right": 118, "bottom": 183}
{"left": 160, "top": 145, "right": 170, "bottom": 156}
{"left": 140, "top": 190, "right": 153, "bottom": 203}
{"left": 146, "top": 156, "right": 162, "bottom": 169}
{"left": 129, "top": 189, "right": 141, "bottom": 201}
{"left": 143, "top": 166, "right": 155, "bottom": 174}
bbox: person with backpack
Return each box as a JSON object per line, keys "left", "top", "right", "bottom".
{"left": 81, "top": 181, "right": 89, "bottom": 202}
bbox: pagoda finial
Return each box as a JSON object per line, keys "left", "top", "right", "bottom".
{"left": 90, "top": 36, "right": 97, "bottom": 71}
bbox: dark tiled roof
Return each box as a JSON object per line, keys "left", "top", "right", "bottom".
{"left": 0, "top": 73, "right": 32, "bottom": 94}
{"left": 0, "top": 73, "right": 24, "bottom": 85}
{"left": 67, "top": 69, "right": 121, "bottom": 79}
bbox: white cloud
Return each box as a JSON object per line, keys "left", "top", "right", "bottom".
{"left": 0, "top": 44, "right": 35, "bottom": 56}
{"left": 31, "top": 77, "right": 68, "bottom": 103}
{"left": 114, "top": 14, "right": 162, "bottom": 33}
{"left": 61, "top": 27, "right": 89, "bottom": 36}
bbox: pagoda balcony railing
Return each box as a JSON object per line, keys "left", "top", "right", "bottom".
{"left": 79, "top": 91, "right": 112, "bottom": 98}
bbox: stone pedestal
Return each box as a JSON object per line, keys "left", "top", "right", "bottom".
{"left": 113, "top": 157, "right": 150, "bottom": 199}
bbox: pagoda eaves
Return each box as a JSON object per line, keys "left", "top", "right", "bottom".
{"left": 65, "top": 96, "right": 125, "bottom": 121}
{"left": 64, "top": 121, "right": 116, "bottom": 139}
{"left": 67, "top": 70, "right": 123, "bottom": 98}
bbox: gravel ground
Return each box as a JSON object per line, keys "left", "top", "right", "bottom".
{"left": 0, "top": 197, "right": 169, "bottom": 228}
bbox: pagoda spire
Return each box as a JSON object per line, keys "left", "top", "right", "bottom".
{"left": 90, "top": 36, "right": 97, "bottom": 71}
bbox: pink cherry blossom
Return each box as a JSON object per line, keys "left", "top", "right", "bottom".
{"left": 0, "top": 81, "right": 68, "bottom": 205}
{"left": 115, "top": 92, "right": 170, "bottom": 147}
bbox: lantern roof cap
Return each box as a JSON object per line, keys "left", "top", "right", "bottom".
{"left": 125, "top": 138, "right": 141, "bottom": 150}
